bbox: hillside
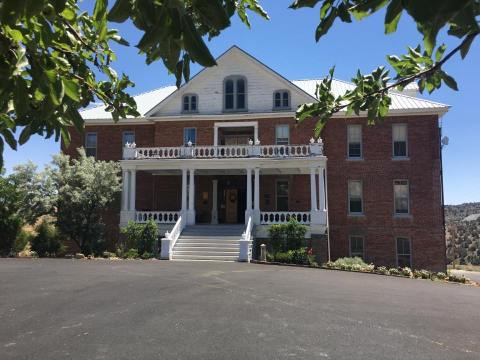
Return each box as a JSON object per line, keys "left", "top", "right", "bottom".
{"left": 445, "top": 202, "right": 480, "bottom": 265}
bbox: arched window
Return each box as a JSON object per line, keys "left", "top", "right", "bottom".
{"left": 273, "top": 90, "right": 290, "bottom": 110}
{"left": 224, "top": 76, "right": 247, "bottom": 111}
{"left": 182, "top": 94, "right": 198, "bottom": 113}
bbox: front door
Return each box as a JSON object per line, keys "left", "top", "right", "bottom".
{"left": 225, "top": 189, "right": 238, "bottom": 223}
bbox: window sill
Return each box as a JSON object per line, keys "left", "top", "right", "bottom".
{"left": 393, "top": 214, "right": 412, "bottom": 219}
{"left": 348, "top": 213, "right": 365, "bottom": 218}
{"left": 392, "top": 156, "right": 410, "bottom": 161}
{"left": 346, "top": 157, "right": 364, "bottom": 161}
{"left": 223, "top": 109, "right": 248, "bottom": 113}
{"left": 272, "top": 107, "right": 291, "bottom": 112}
{"left": 181, "top": 111, "right": 199, "bottom": 114}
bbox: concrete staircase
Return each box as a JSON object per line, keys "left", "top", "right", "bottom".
{"left": 171, "top": 224, "right": 244, "bottom": 261}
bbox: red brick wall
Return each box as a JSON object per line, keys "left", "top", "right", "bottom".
{"left": 63, "top": 114, "right": 445, "bottom": 270}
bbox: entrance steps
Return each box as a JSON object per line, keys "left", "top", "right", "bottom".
{"left": 171, "top": 224, "right": 244, "bottom": 261}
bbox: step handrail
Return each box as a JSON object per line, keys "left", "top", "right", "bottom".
{"left": 160, "top": 215, "right": 185, "bottom": 259}
{"left": 239, "top": 216, "right": 253, "bottom": 262}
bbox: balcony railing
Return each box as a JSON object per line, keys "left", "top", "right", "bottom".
{"left": 124, "top": 140, "right": 324, "bottom": 160}
{"left": 260, "top": 211, "right": 311, "bottom": 225}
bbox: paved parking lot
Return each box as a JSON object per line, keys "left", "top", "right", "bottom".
{"left": 1, "top": 258, "right": 479, "bottom": 360}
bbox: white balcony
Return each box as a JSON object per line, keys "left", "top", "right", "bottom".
{"left": 123, "top": 140, "right": 324, "bottom": 160}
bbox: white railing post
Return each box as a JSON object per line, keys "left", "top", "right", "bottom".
{"left": 239, "top": 216, "right": 253, "bottom": 262}
{"left": 187, "top": 169, "right": 196, "bottom": 225}
{"left": 181, "top": 168, "right": 188, "bottom": 213}
{"left": 129, "top": 169, "right": 136, "bottom": 212}
{"left": 309, "top": 137, "right": 324, "bottom": 156}
{"left": 253, "top": 167, "right": 260, "bottom": 224}
{"left": 123, "top": 142, "right": 137, "bottom": 159}
{"left": 245, "top": 168, "right": 252, "bottom": 223}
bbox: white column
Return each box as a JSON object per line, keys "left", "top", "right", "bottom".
{"left": 253, "top": 168, "right": 260, "bottom": 224}
{"left": 310, "top": 167, "right": 318, "bottom": 212}
{"left": 181, "top": 168, "right": 187, "bottom": 212}
{"left": 245, "top": 168, "right": 252, "bottom": 223}
{"left": 187, "top": 169, "right": 195, "bottom": 225}
{"left": 214, "top": 125, "right": 218, "bottom": 146}
{"left": 211, "top": 179, "right": 218, "bottom": 224}
{"left": 129, "top": 169, "right": 136, "bottom": 211}
{"left": 318, "top": 167, "right": 326, "bottom": 211}
{"left": 254, "top": 125, "right": 259, "bottom": 143}
{"left": 121, "top": 169, "right": 129, "bottom": 211}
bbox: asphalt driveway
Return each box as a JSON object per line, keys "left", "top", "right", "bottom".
{"left": 1, "top": 259, "right": 479, "bottom": 360}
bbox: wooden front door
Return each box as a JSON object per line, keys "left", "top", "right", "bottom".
{"left": 225, "top": 189, "right": 238, "bottom": 223}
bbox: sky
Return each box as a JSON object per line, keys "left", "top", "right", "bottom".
{"left": 3, "top": 0, "right": 479, "bottom": 205}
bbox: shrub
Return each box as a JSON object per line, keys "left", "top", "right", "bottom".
{"left": 401, "top": 267, "right": 413, "bottom": 278}
{"left": 274, "top": 251, "right": 292, "bottom": 264}
{"left": 13, "top": 228, "right": 34, "bottom": 254}
{"left": 388, "top": 268, "right": 401, "bottom": 276}
{"left": 413, "top": 269, "right": 431, "bottom": 279}
{"left": 447, "top": 273, "right": 468, "bottom": 283}
{"left": 266, "top": 252, "right": 274, "bottom": 262}
{"left": 102, "top": 251, "right": 116, "bottom": 259}
{"left": 376, "top": 266, "right": 388, "bottom": 275}
{"left": 141, "top": 252, "right": 155, "bottom": 260}
{"left": 121, "top": 220, "right": 158, "bottom": 257}
{"left": 273, "top": 247, "right": 317, "bottom": 266}
{"left": 124, "top": 248, "right": 139, "bottom": 259}
{"left": 31, "top": 219, "right": 63, "bottom": 257}
{"left": 268, "top": 219, "right": 307, "bottom": 253}
{"left": 434, "top": 272, "right": 447, "bottom": 280}
{"left": 325, "top": 257, "right": 374, "bottom": 272}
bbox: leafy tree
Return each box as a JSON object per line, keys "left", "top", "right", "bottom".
{"left": 31, "top": 218, "right": 63, "bottom": 257}
{"left": 48, "top": 148, "right": 121, "bottom": 255}
{"left": 0, "top": 0, "right": 267, "bottom": 168}
{"left": 290, "top": 0, "right": 479, "bottom": 133}
{"left": 120, "top": 219, "right": 158, "bottom": 255}
{"left": 9, "top": 161, "right": 55, "bottom": 225}
{"left": 0, "top": 175, "right": 23, "bottom": 255}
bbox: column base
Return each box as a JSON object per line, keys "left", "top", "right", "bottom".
{"left": 120, "top": 210, "right": 136, "bottom": 227}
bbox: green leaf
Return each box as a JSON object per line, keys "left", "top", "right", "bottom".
{"left": 435, "top": 44, "right": 447, "bottom": 62}
{"left": 18, "top": 126, "right": 31, "bottom": 145}
{"left": 108, "top": 0, "right": 131, "bottom": 23}
{"left": 441, "top": 71, "right": 458, "bottom": 91}
{"left": 315, "top": 7, "right": 337, "bottom": 41}
{"left": 13, "top": 77, "right": 29, "bottom": 118}
{"left": 289, "top": 0, "right": 321, "bottom": 9}
{"left": 384, "top": 0, "right": 403, "bottom": 34}
{"left": 1, "top": 129, "right": 17, "bottom": 150}
{"left": 62, "top": 78, "right": 80, "bottom": 102}
{"left": 61, "top": 7, "right": 76, "bottom": 21}
{"left": 181, "top": 16, "right": 216, "bottom": 67}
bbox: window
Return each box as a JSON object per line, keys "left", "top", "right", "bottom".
{"left": 348, "top": 180, "right": 363, "bottom": 214}
{"left": 276, "top": 180, "right": 289, "bottom": 211}
{"left": 392, "top": 124, "right": 408, "bottom": 157}
{"left": 182, "top": 94, "right": 198, "bottom": 113}
{"left": 349, "top": 235, "right": 364, "bottom": 259}
{"left": 273, "top": 90, "right": 290, "bottom": 110}
{"left": 122, "top": 131, "right": 135, "bottom": 146}
{"left": 184, "top": 128, "right": 196, "bottom": 146}
{"left": 394, "top": 180, "right": 410, "bottom": 215}
{"left": 396, "top": 237, "right": 412, "bottom": 268}
{"left": 224, "top": 76, "right": 247, "bottom": 111}
{"left": 275, "top": 125, "right": 290, "bottom": 145}
{"left": 85, "top": 132, "right": 97, "bottom": 158}
{"left": 347, "top": 125, "right": 362, "bottom": 159}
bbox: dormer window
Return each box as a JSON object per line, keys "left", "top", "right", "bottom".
{"left": 224, "top": 76, "right": 247, "bottom": 111}
{"left": 183, "top": 94, "right": 198, "bottom": 113}
{"left": 273, "top": 90, "right": 290, "bottom": 110}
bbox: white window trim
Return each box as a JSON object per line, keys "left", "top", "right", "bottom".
{"left": 273, "top": 89, "right": 291, "bottom": 111}
{"left": 275, "top": 179, "right": 289, "bottom": 211}
{"left": 392, "top": 123, "right": 409, "bottom": 159}
{"left": 85, "top": 132, "right": 97, "bottom": 158}
{"left": 349, "top": 235, "right": 365, "bottom": 259}
{"left": 275, "top": 124, "right": 290, "bottom": 145}
{"left": 183, "top": 127, "right": 197, "bottom": 146}
{"left": 182, "top": 93, "right": 199, "bottom": 114}
{"left": 347, "top": 124, "right": 363, "bottom": 160}
{"left": 348, "top": 179, "right": 364, "bottom": 215}
{"left": 122, "top": 131, "right": 135, "bottom": 146}
{"left": 223, "top": 75, "right": 248, "bottom": 112}
{"left": 213, "top": 121, "right": 258, "bottom": 146}
{"left": 393, "top": 179, "right": 410, "bottom": 216}
{"left": 395, "top": 236, "right": 412, "bottom": 268}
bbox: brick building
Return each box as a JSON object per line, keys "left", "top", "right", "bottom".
{"left": 64, "top": 46, "right": 448, "bottom": 270}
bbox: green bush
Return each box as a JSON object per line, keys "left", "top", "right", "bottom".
{"left": 13, "top": 228, "right": 34, "bottom": 254}
{"left": 388, "top": 268, "right": 401, "bottom": 276}
{"left": 266, "top": 252, "right": 275, "bottom": 262}
{"left": 141, "top": 252, "right": 155, "bottom": 260}
{"left": 268, "top": 219, "right": 307, "bottom": 253}
{"left": 124, "top": 248, "right": 139, "bottom": 259}
{"left": 401, "top": 267, "right": 413, "bottom": 278}
{"left": 121, "top": 220, "right": 158, "bottom": 257}
{"left": 413, "top": 269, "right": 431, "bottom": 279}
{"left": 376, "top": 266, "right": 388, "bottom": 275}
{"left": 102, "top": 251, "right": 116, "bottom": 259}
{"left": 325, "top": 257, "right": 374, "bottom": 272}
{"left": 0, "top": 215, "right": 22, "bottom": 256}
{"left": 434, "top": 272, "right": 448, "bottom": 280}
{"left": 31, "top": 220, "right": 63, "bottom": 257}
{"left": 274, "top": 251, "right": 292, "bottom": 264}
{"left": 447, "top": 273, "right": 468, "bottom": 283}
{"left": 273, "top": 247, "right": 317, "bottom": 266}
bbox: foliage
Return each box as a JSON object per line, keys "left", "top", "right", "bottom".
{"left": 273, "top": 247, "right": 316, "bottom": 266}
{"left": 13, "top": 228, "right": 34, "bottom": 254}
{"left": 413, "top": 269, "right": 431, "bottom": 279}
{"left": 447, "top": 273, "right": 468, "bottom": 283}
{"left": 9, "top": 161, "right": 55, "bottom": 225}
{"left": 141, "top": 252, "right": 155, "bottom": 260}
{"left": 102, "top": 251, "right": 116, "bottom": 259}
{"left": 325, "top": 257, "right": 374, "bottom": 272}
{"left": 388, "top": 267, "right": 401, "bottom": 276}
{"left": 268, "top": 219, "right": 307, "bottom": 253}
{"left": 120, "top": 219, "right": 158, "bottom": 256}
{"left": 49, "top": 148, "right": 121, "bottom": 255}
{"left": 31, "top": 219, "right": 63, "bottom": 257}
{"left": 0, "top": 0, "right": 268, "bottom": 168}
{"left": 0, "top": 176, "right": 23, "bottom": 256}
{"left": 291, "top": 0, "right": 479, "bottom": 134}
{"left": 400, "top": 267, "right": 413, "bottom": 278}
{"left": 376, "top": 266, "right": 388, "bottom": 275}
{"left": 124, "top": 248, "right": 139, "bottom": 259}
{"left": 434, "top": 272, "right": 448, "bottom": 280}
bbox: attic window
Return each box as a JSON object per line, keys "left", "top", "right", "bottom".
{"left": 224, "top": 76, "right": 247, "bottom": 111}
{"left": 273, "top": 90, "right": 290, "bottom": 110}
{"left": 183, "top": 94, "right": 198, "bottom": 113}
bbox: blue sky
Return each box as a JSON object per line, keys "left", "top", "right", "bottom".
{"left": 3, "top": 0, "right": 479, "bottom": 205}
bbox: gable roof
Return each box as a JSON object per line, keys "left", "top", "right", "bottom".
{"left": 80, "top": 46, "right": 449, "bottom": 121}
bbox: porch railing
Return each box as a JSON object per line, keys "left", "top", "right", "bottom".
{"left": 124, "top": 141, "right": 323, "bottom": 160}
{"left": 260, "top": 211, "right": 311, "bottom": 225}
{"left": 136, "top": 211, "right": 180, "bottom": 224}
